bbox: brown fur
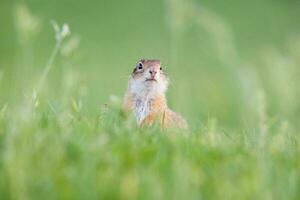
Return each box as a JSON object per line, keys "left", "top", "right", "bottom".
{"left": 123, "top": 59, "right": 187, "bottom": 129}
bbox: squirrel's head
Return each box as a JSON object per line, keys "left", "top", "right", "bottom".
{"left": 129, "top": 59, "right": 169, "bottom": 96}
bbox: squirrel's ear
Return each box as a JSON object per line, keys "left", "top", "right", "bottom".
{"left": 132, "top": 67, "right": 137, "bottom": 73}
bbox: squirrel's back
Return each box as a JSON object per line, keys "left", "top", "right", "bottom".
{"left": 162, "top": 109, "right": 188, "bottom": 129}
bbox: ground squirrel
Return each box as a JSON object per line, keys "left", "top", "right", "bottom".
{"left": 123, "top": 59, "right": 187, "bottom": 128}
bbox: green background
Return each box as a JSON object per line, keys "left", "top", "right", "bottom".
{"left": 1, "top": 0, "right": 300, "bottom": 128}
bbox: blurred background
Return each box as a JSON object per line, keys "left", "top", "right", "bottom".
{"left": 1, "top": 0, "right": 300, "bottom": 129}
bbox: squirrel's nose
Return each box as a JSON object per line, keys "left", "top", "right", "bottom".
{"left": 149, "top": 69, "right": 157, "bottom": 76}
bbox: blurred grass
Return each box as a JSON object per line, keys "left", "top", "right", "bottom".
{"left": 0, "top": 99, "right": 300, "bottom": 199}
{"left": 0, "top": 0, "right": 300, "bottom": 199}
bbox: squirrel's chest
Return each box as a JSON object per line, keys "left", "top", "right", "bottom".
{"left": 134, "top": 99, "right": 152, "bottom": 125}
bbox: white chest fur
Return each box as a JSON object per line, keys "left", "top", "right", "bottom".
{"left": 134, "top": 98, "right": 151, "bottom": 125}
{"left": 129, "top": 76, "right": 168, "bottom": 125}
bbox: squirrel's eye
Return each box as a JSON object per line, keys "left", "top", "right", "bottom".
{"left": 160, "top": 66, "right": 162, "bottom": 70}
{"left": 137, "top": 62, "right": 143, "bottom": 70}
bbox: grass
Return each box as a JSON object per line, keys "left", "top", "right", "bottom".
{"left": 1, "top": 1, "right": 300, "bottom": 199}
{"left": 0, "top": 97, "right": 299, "bottom": 200}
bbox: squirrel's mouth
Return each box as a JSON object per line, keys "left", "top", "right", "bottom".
{"left": 145, "top": 78, "right": 157, "bottom": 82}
